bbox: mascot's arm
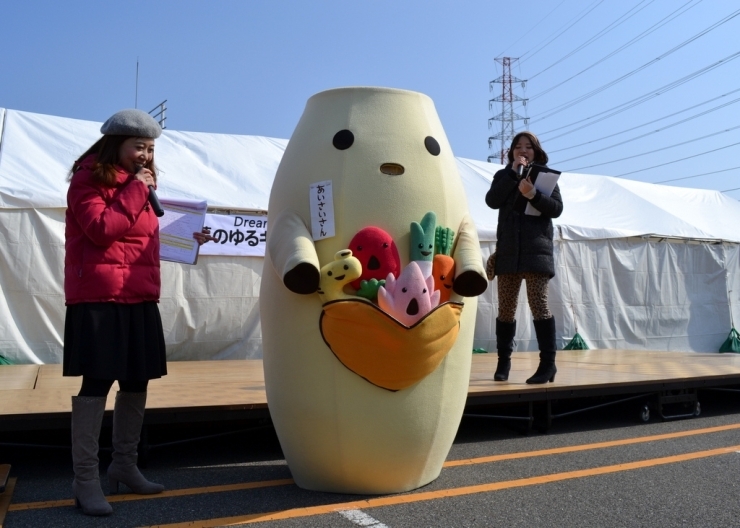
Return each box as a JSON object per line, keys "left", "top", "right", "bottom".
{"left": 267, "top": 209, "right": 320, "bottom": 294}
{"left": 452, "top": 214, "right": 488, "bottom": 297}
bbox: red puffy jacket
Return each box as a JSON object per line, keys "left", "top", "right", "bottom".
{"left": 64, "top": 156, "right": 160, "bottom": 304}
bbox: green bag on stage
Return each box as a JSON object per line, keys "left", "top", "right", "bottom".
{"left": 563, "top": 332, "right": 589, "bottom": 350}
{"left": 719, "top": 328, "right": 740, "bottom": 353}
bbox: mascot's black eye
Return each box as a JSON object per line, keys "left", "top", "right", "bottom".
{"left": 440, "top": 275, "right": 446, "bottom": 280}
{"left": 418, "top": 243, "right": 424, "bottom": 249}
{"left": 356, "top": 245, "right": 363, "bottom": 251}
{"left": 343, "top": 265, "right": 349, "bottom": 270}
{"left": 424, "top": 136, "right": 440, "bottom": 156}
{"left": 327, "top": 271, "right": 333, "bottom": 276}
{"left": 402, "top": 287, "right": 407, "bottom": 293}
{"left": 423, "top": 288, "right": 427, "bottom": 294}
{"left": 428, "top": 244, "right": 433, "bottom": 249}
{"left": 383, "top": 242, "right": 389, "bottom": 248}
{"left": 333, "top": 129, "right": 354, "bottom": 150}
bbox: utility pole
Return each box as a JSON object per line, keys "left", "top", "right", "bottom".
{"left": 135, "top": 59, "right": 167, "bottom": 130}
{"left": 488, "top": 57, "right": 528, "bottom": 164}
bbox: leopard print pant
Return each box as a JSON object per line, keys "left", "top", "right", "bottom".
{"left": 497, "top": 272, "right": 552, "bottom": 323}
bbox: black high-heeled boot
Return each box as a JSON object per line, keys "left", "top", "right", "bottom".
{"left": 494, "top": 319, "right": 516, "bottom": 381}
{"left": 527, "top": 317, "right": 557, "bottom": 384}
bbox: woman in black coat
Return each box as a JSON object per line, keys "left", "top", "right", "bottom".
{"left": 485, "top": 132, "right": 563, "bottom": 384}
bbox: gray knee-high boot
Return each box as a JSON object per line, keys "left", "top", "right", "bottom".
{"left": 494, "top": 319, "right": 516, "bottom": 381}
{"left": 107, "top": 391, "right": 164, "bottom": 494}
{"left": 527, "top": 317, "right": 558, "bottom": 384}
{"left": 71, "top": 396, "right": 113, "bottom": 516}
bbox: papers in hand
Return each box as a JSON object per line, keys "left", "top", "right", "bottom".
{"left": 524, "top": 165, "right": 561, "bottom": 216}
{"left": 158, "top": 197, "right": 208, "bottom": 264}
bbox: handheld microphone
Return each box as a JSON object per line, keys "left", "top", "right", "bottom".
{"left": 517, "top": 163, "right": 528, "bottom": 178}
{"left": 135, "top": 165, "right": 165, "bottom": 217}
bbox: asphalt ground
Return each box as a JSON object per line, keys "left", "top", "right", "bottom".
{"left": 2, "top": 390, "right": 740, "bottom": 528}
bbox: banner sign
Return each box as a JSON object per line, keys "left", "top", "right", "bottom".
{"left": 199, "top": 213, "right": 267, "bottom": 256}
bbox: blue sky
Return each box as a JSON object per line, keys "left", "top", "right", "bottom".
{"left": 2, "top": 0, "right": 739, "bottom": 197}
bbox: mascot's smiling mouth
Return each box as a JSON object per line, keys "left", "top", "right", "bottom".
{"left": 334, "top": 275, "right": 346, "bottom": 281}
{"left": 380, "top": 163, "right": 405, "bottom": 176}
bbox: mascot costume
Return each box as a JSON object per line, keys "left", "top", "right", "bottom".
{"left": 260, "top": 87, "right": 487, "bottom": 494}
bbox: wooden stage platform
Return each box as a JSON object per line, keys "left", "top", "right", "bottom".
{"left": 2, "top": 350, "right": 740, "bottom": 432}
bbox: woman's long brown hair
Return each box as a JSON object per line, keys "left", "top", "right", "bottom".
{"left": 507, "top": 131, "right": 549, "bottom": 165}
{"left": 68, "top": 135, "right": 158, "bottom": 186}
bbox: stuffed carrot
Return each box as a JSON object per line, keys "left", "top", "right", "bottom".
{"left": 433, "top": 226, "right": 455, "bottom": 303}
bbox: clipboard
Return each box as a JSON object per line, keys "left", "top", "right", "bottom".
{"left": 514, "top": 164, "right": 561, "bottom": 216}
{"left": 158, "top": 198, "right": 208, "bottom": 264}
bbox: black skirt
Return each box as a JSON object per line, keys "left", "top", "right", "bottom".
{"left": 63, "top": 302, "right": 167, "bottom": 381}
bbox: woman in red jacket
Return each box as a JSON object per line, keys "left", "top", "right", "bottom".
{"left": 64, "top": 109, "right": 210, "bottom": 516}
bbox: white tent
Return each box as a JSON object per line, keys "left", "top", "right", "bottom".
{"left": 0, "top": 108, "right": 738, "bottom": 363}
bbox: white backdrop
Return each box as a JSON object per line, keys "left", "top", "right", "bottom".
{"left": 0, "top": 208, "right": 265, "bottom": 363}
{"left": 1, "top": 210, "right": 737, "bottom": 364}
{"left": 1, "top": 108, "right": 739, "bottom": 363}
{"left": 475, "top": 238, "right": 738, "bottom": 354}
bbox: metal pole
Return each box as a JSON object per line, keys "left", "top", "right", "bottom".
{"left": 135, "top": 59, "right": 139, "bottom": 109}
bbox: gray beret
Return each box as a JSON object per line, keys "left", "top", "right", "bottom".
{"left": 100, "top": 108, "right": 162, "bottom": 138}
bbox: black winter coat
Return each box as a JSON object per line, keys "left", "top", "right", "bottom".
{"left": 485, "top": 164, "right": 563, "bottom": 278}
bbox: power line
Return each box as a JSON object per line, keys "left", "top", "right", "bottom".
{"left": 496, "top": 0, "right": 568, "bottom": 58}
{"left": 654, "top": 166, "right": 740, "bottom": 184}
{"left": 564, "top": 125, "right": 740, "bottom": 172}
{"left": 721, "top": 187, "right": 740, "bottom": 193}
{"left": 531, "top": 7, "right": 740, "bottom": 121}
{"left": 555, "top": 95, "right": 740, "bottom": 164}
{"left": 537, "top": 50, "right": 740, "bottom": 139}
{"left": 550, "top": 86, "right": 740, "bottom": 154}
{"left": 529, "top": 0, "right": 700, "bottom": 102}
{"left": 614, "top": 140, "right": 740, "bottom": 177}
{"left": 519, "top": 1, "right": 605, "bottom": 64}
{"left": 529, "top": 0, "right": 655, "bottom": 81}
{"left": 533, "top": 6, "right": 740, "bottom": 121}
